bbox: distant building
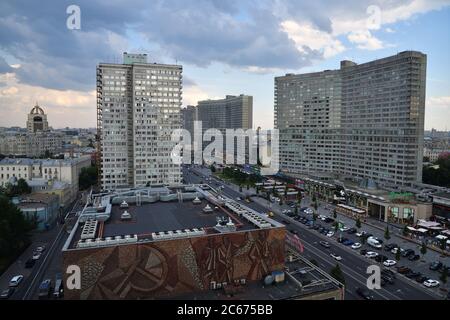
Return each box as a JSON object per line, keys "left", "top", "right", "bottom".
{"left": 27, "top": 104, "right": 49, "bottom": 133}
{"left": 0, "top": 156, "right": 91, "bottom": 208}
{"left": 423, "top": 147, "right": 449, "bottom": 162}
{"left": 16, "top": 193, "right": 60, "bottom": 231}
{"left": 275, "top": 51, "right": 427, "bottom": 187}
{"left": 97, "top": 52, "right": 182, "bottom": 190}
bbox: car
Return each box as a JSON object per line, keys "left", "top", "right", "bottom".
{"left": 382, "top": 269, "right": 396, "bottom": 278}
{"left": 339, "top": 226, "right": 350, "bottom": 232}
{"left": 35, "top": 245, "right": 46, "bottom": 253}
{"left": 347, "top": 228, "right": 357, "bottom": 234}
{"left": 391, "top": 247, "right": 405, "bottom": 255}
{"left": 415, "top": 275, "right": 429, "bottom": 283}
{"left": 365, "top": 251, "right": 379, "bottom": 259}
{"left": 38, "top": 279, "right": 52, "bottom": 299}
{"left": 408, "top": 254, "right": 420, "bottom": 261}
{"left": 375, "top": 255, "right": 389, "bottom": 263}
{"left": 342, "top": 239, "right": 354, "bottom": 246}
{"left": 324, "top": 217, "right": 334, "bottom": 224}
{"left": 267, "top": 211, "right": 274, "bottom": 217}
{"left": 0, "top": 287, "right": 14, "bottom": 299}
{"left": 337, "top": 237, "right": 348, "bottom": 243}
{"left": 360, "top": 249, "right": 368, "bottom": 256}
{"left": 9, "top": 275, "right": 24, "bottom": 287}
{"left": 312, "top": 225, "right": 320, "bottom": 230}
{"left": 356, "top": 231, "right": 367, "bottom": 237}
{"left": 282, "top": 220, "right": 291, "bottom": 225}
{"left": 351, "top": 243, "right": 362, "bottom": 249}
{"left": 356, "top": 287, "right": 374, "bottom": 300}
{"left": 381, "top": 274, "right": 395, "bottom": 284}
{"left": 396, "top": 266, "right": 412, "bottom": 274}
{"left": 319, "top": 227, "right": 325, "bottom": 232}
{"left": 32, "top": 251, "right": 42, "bottom": 260}
{"left": 423, "top": 279, "right": 440, "bottom": 288}
{"left": 383, "top": 259, "right": 397, "bottom": 267}
{"left": 236, "top": 197, "right": 242, "bottom": 201}
{"left": 401, "top": 249, "right": 415, "bottom": 258}
{"left": 326, "top": 231, "right": 335, "bottom": 237}
{"left": 25, "top": 258, "right": 36, "bottom": 268}
{"left": 289, "top": 229, "right": 298, "bottom": 235}
{"left": 320, "top": 241, "right": 331, "bottom": 248}
{"left": 330, "top": 253, "right": 342, "bottom": 261}
{"left": 429, "top": 261, "right": 443, "bottom": 271}
{"left": 294, "top": 216, "right": 300, "bottom": 221}
{"left": 384, "top": 243, "right": 398, "bottom": 251}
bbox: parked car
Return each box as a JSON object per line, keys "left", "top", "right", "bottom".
{"left": 375, "top": 255, "right": 388, "bottom": 263}
{"left": 0, "top": 287, "right": 15, "bottom": 299}
{"left": 319, "top": 241, "right": 330, "bottom": 248}
{"left": 405, "top": 271, "right": 421, "bottom": 279}
{"left": 337, "top": 237, "right": 348, "bottom": 243}
{"left": 38, "top": 279, "right": 52, "bottom": 299}
{"left": 429, "top": 261, "right": 443, "bottom": 271}
{"left": 351, "top": 243, "right": 362, "bottom": 249}
{"left": 396, "top": 266, "right": 412, "bottom": 274}
{"left": 360, "top": 249, "right": 368, "bottom": 256}
{"left": 381, "top": 274, "right": 395, "bottom": 284}
{"left": 324, "top": 217, "right": 334, "bottom": 224}
{"left": 415, "top": 275, "right": 429, "bottom": 283}
{"left": 35, "top": 245, "right": 46, "bottom": 253}
{"left": 330, "top": 253, "right": 342, "bottom": 261}
{"left": 9, "top": 275, "right": 24, "bottom": 287}
{"left": 288, "top": 229, "right": 298, "bottom": 235}
{"left": 367, "top": 237, "right": 382, "bottom": 249}
{"left": 282, "top": 220, "right": 290, "bottom": 225}
{"left": 383, "top": 259, "right": 397, "bottom": 267}
{"left": 25, "top": 258, "right": 36, "bottom": 268}
{"left": 312, "top": 225, "right": 320, "bottom": 230}
{"left": 339, "top": 226, "right": 350, "bottom": 232}
{"left": 391, "top": 247, "right": 405, "bottom": 255}
{"left": 356, "top": 287, "right": 374, "bottom": 300}
{"left": 384, "top": 243, "right": 398, "bottom": 251}
{"left": 365, "top": 251, "right": 379, "bottom": 259}
{"left": 401, "top": 249, "right": 415, "bottom": 258}
{"left": 32, "top": 251, "right": 42, "bottom": 260}
{"left": 382, "top": 269, "right": 396, "bottom": 278}
{"left": 53, "top": 274, "right": 64, "bottom": 299}
{"left": 408, "top": 254, "right": 420, "bottom": 261}
{"left": 356, "top": 231, "right": 367, "bottom": 237}
{"left": 342, "top": 239, "right": 354, "bottom": 246}
{"left": 326, "top": 231, "right": 335, "bottom": 237}
{"left": 423, "top": 279, "right": 440, "bottom": 288}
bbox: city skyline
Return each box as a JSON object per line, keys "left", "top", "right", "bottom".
{"left": 0, "top": 1, "right": 450, "bottom": 130}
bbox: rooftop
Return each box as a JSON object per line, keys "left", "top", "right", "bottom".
{"left": 66, "top": 185, "right": 283, "bottom": 250}
{"left": 164, "top": 250, "right": 343, "bottom": 300}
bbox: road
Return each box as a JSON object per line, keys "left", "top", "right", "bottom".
{"left": 183, "top": 165, "right": 443, "bottom": 300}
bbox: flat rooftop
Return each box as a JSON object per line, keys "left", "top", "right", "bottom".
{"left": 66, "top": 185, "right": 282, "bottom": 250}
{"left": 160, "top": 250, "right": 343, "bottom": 300}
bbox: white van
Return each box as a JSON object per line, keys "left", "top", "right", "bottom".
{"left": 367, "top": 237, "right": 382, "bottom": 249}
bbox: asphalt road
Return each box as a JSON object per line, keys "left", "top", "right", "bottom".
{"left": 183, "top": 165, "right": 442, "bottom": 300}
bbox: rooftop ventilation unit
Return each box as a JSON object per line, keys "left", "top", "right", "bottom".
{"left": 120, "top": 200, "right": 129, "bottom": 208}
{"left": 80, "top": 219, "right": 98, "bottom": 240}
{"left": 121, "top": 210, "right": 131, "bottom": 220}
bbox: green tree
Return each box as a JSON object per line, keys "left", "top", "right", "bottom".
{"left": 79, "top": 165, "right": 98, "bottom": 190}
{"left": 355, "top": 217, "right": 361, "bottom": 229}
{"left": 334, "top": 222, "right": 339, "bottom": 233}
{"left": 395, "top": 249, "right": 401, "bottom": 261}
{"left": 210, "top": 165, "right": 216, "bottom": 173}
{"left": 420, "top": 242, "right": 427, "bottom": 258}
{"left": 0, "top": 195, "right": 35, "bottom": 273}
{"left": 330, "top": 264, "right": 345, "bottom": 285}
{"left": 384, "top": 226, "right": 391, "bottom": 240}
{"left": 422, "top": 153, "right": 450, "bottom": 187}
{"left": 5, "top": 178, "right": 31, "bottom": 197}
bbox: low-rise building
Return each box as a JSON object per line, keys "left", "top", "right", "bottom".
{"left": 16, "top": 193, "right": 60, "bottom": 231}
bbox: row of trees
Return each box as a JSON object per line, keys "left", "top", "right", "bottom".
{"left": 221, "top": 167, "right": 262, "bottom": 191}
{"left": 0, "top": 178, "right": 31, "bottom": 197}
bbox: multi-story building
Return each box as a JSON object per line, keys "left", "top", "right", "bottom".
{"left": 16, "top": 193, "right": 60, "bottom": 231}
{"left": 97, "top": 53, "right": 182, "bottom": 190}
{"left": 0, "top": 156, "right": 91, "bottom": 208}
{"left": 27, "top": 104, "right": 49, "bottom": 132}
{"left": 197, "top": 95, "right": 253, "bottom": 163}
{"left": 275, "top": 51, "right": 427, "bottom": 187}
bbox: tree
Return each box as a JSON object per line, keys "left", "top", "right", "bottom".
{"left": 330, "top": 264, "right": 345, "bottom": 285}
{"left": 402, "top": 225, "right": 409, "bottom": 237}
{"left": 395, "top": 249, "right": 401, "bottom": 261}
{"left": 334, "top": 222, "right": 339, "bottom": 233}
{"left": 79, "top": 165, "right": 98, "bottom": 190}
{"left": 312, "top": 194, "right": 317, "bottom": 203}
{"left": 384, "top": 226, "right": 391, "bottom": 240}
{"left": 420, "top": 242, "right": 427, "bottom": 258}
{"left": 440, "top": 267, "right": 448, "bottom": 284}
{"left": 0, "top": 195, "right": 35, "bottom": 273}
{"left": 361, "top": 235, "right": 367, "bottom": 245}
{"left": 210, "top": 165, "right": 216, "bottom": 173}
{"left": 355, "top": 217, "right": 361, "bottom": 229}
{"left": 294, "top": 205, "right": 298, "bottom": 215}
{"left": 4, "top": 178, "right": 31, "bottom": 197}
{"left": 333, "top": 209, "right": 337, "bottom": 219}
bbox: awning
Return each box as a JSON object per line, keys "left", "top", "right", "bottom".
{"left": 407, "top": 226, "right": 417, "bottom": 231}
{"left": 416, "top": 228, "right": 428, "bottom": 233}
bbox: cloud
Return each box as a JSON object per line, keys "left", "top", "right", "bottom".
{"left": 347, "top": 30, "right": 383, "bottom": 50}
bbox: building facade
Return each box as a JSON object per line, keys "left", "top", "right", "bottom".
{"left": 97, "top": 53, "right": 183, "bottom": 190}
{"left": 27, "top": 104, "right": 49, "bottom": 133}
{"left": 16, "top": 193, "right": 60, "bottom": 231}
{"left": 275, "top": 51, "right": 427, "bottom": 187}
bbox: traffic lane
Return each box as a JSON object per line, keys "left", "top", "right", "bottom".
{"left": 279, "top": 214, "right": 437, "bottom": 300}
{"left": 288, "top": 214, "right": 439, "bottom": 300}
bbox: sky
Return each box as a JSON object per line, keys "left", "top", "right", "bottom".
{"left": 0, "top": 0, "right": 449, "bottom": 130}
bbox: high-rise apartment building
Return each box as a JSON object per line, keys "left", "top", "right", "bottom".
{"left": 97, "top": 53, "right": 182, "bottom": 190}
{"left": 197, "top": 95, "right": 253, "bottom": 162}
{"left": 275, "top": 51, "right": 426, "bottom": 187}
